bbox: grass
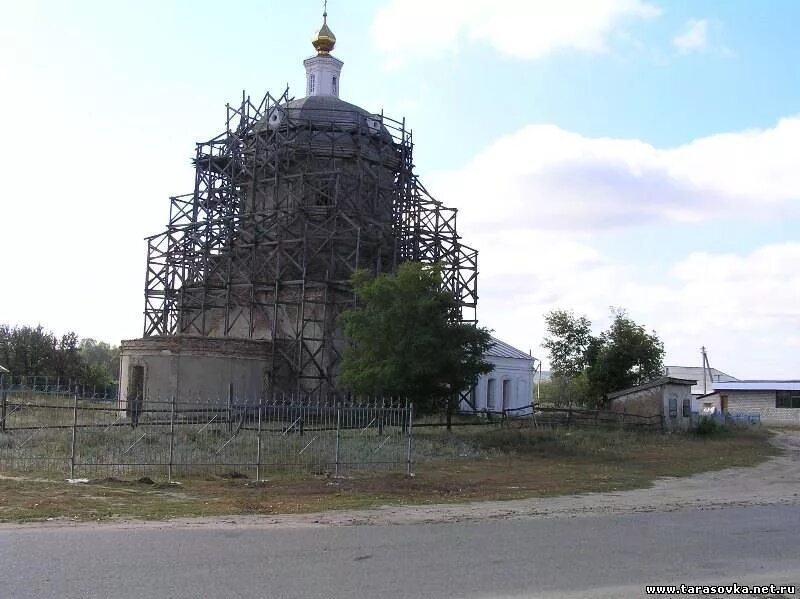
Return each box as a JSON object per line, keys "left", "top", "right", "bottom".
{"left": 0, "top": 425, "right": 778, "bottom": 523}
{"left": 0, "top": 394, "right": 410, "bottom": 475}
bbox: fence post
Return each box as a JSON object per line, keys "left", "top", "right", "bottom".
{"left": 168, "top": 395, "right": 176, "bottom": 482}
{"left": 227, "top": 384, "right": 233, "bottom": 433}
{"left": 334, "top": 406, "right": 341, "bottom": 477}
{"left": 567, "top": 406, "right": 573, "bottom": 428}
{"left": 256, "top": 399, "right": 263, "bottom": 481}
{"left": 406, "top": 401, "right": 414, "bottom": 477}
{"left": 69, "top": 394, "right": 78, "bottom": 479}
{"left": 0, "top": 375, "right": 6, "bottom": 433}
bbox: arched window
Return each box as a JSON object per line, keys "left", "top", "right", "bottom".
{"left": 309, "top": 74, "right": 316, "bottom": 95}
{"left": 487, "top": 378, "right": 496, "bottom": 410}
{"left": 332, "top": 75, "right": 337, "bottom": 95}
{"left": 502, "top": 379, "right": 511, "bottom": 410}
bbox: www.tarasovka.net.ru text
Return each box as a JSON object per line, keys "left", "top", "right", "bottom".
{"left": 645, "top": 583, "right": 796, "bottom": 595}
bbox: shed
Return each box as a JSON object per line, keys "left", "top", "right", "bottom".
{"left": 607, "top": 377, "right": 696, "bottom": 432}
{"left": 462, "top": 337, "right": 534, "bottom": 414}
{"left": 700, "top": 380, "right": 800, "bottom": 426}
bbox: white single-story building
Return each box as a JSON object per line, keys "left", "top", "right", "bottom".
{"left": 699, "top": 380, "right": 800, "bottom": 426}
{"left": 461, "top": 337, "right": 534, "bottom": 414}
{"left": 607, "top": 377, "right": 696, "bottom": 432}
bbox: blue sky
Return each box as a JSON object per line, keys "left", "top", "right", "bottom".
{"left": 1, "top": 1, "right": 798, "bottom": 378}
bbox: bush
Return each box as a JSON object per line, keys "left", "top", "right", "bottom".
{"left": 693, "top": 417, "right": 728, "bottom": 436}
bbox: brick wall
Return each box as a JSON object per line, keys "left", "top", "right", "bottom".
{"left": 726, "top": 390, "right": 800, "bottom": 425}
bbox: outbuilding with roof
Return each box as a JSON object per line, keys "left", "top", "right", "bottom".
{"left": 462, "top": 337, "right": 534, "bottom": 414}
{"left": 699, "top": 380, "right": 800, "bottom": 425}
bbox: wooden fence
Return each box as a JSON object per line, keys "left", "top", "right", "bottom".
{"left": 528, "top": 406, "right": 663, "bottom": 431}
{"left": 416, "top": 405, "right": 664, "bottom": 432}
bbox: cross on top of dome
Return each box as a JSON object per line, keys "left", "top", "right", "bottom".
{"left": 312, "top": 1, "right": 336, "bottom": 55}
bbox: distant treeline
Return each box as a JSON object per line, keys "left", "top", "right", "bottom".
{"left": 0, "top": 325, "right": 120, "bottom": 387}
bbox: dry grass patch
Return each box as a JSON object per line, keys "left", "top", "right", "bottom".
{"left": 0, "top": 426, "right": 777, "bottom": 522}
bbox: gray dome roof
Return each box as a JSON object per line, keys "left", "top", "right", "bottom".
{"left": 285, "top": 95, "right": 373, "bottom": 124}
{"left": 258, "top": 95, "right": 392, "bottom": 141}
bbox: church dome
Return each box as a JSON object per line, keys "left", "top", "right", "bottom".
{"left": 312, "top": 13, "right": 336, "bottom": 54}
{"left": 260, "top": 95, "right": 391, "bottom": 141}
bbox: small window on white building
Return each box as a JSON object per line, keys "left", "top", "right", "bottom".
{"left": 332, "top": 75, "right": 337, "bottom": 95}
{"left": 309, "top": 74, "right": 315, "bottom": 95}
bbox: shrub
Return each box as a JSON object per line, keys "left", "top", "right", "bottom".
{"left": 693, "top": 417, "right": 728, "bottom": 436}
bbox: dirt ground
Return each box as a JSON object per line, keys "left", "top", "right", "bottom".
{"left": 1, "top": 429, "right": 797, "bottom": 531}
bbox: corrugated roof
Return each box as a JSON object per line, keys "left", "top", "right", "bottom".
{"left": 714, "top": 380, "right": 800, "bottom": 392}
{"left": 485, "top": 337, "right": 533, "bottom": 361}
{"left": 663, "top": 366, "right": 738, "bottom": 395}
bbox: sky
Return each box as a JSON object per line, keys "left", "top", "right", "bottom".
{"left": 1, "top": 0, "right": 799, "bottom": 379}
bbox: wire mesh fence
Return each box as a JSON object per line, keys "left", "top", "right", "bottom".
{"left": 0, "top": 389, "right": 413, "bottom": 479}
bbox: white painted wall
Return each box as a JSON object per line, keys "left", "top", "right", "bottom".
{"left": 303, "top": 55, "right": 343, "bottom": 97}
{"left": 462, "top": 355, "right": 534, "bottom": 414}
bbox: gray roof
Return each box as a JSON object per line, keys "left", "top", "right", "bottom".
{"left": 663, "top": 365, "right": 738, "bottom": 396}
{"left": 258, "top": 95, "right": 392, "bottom": 140}
{"left": 713, "top": 380, "right": 800, "bottom": 392}
{"left": 485, "top": 337, "right": 532, "bottom": 361}
{"left": 607, "top": 376, "right": 697, "bottom": 400}
{"left": 284, "top": 95, "right": 374, "bottom": 123}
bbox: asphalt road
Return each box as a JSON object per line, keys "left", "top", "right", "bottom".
{"left": 1, "top": 505, "right": 799, "bottom": 598}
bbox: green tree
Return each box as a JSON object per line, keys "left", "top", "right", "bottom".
{"left": 338, "top": 262, "right": 494, "bottom": 414}
{"left": 541, "top": 308, "right": 665, "bottom": 407}
{"left": 587, "top": 308, "right": 665, "bottom": 402}
{"left": 542, "top": 310, "right": 594, "bottom": 378}
{"left": 0, "top": 325, "right": 120, "bottom": 390}
{"left": 0, "top": 324, "right": 58, "bottom": 376}
{"left": 54, "top": 331, "right": 84, "bottom": 381}
{"left": 79, "top": 338, "right": 120, "bottom": 386}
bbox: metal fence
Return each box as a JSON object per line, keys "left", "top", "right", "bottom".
{"left": 0, "top": 375, "right": 118, "bottom": 400}
{"left": 0, "top": 390, "right": 413, "bottom": 479}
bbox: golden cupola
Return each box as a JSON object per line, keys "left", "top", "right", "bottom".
{"left": 312, "top": 10, "right": 336, "bottom": 55}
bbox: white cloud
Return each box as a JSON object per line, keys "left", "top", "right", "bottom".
{"left": 425, "top": 117, "right": 800, "bottom": 378}
{"left": 429, "top": 116, "right": 800, "bottom": 233}
{"left": 471, "top": 233, "right": 800, "bottom": 379}
{"left": 673, "top": 19, "right": 708, "bottom": 52}
{"left": 372, "top": 0, "right": 661, "bottom": 66}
